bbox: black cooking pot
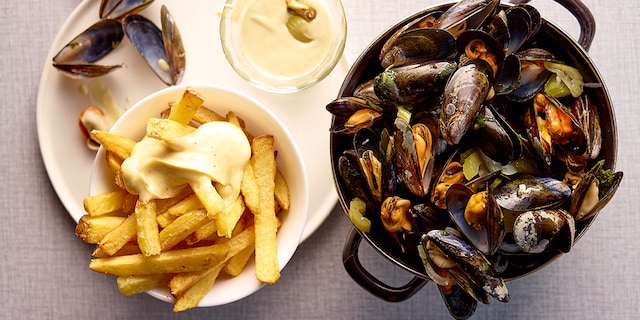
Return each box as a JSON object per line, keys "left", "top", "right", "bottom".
{"left": 330, "top": 0, "right": 619, "bottom": 302}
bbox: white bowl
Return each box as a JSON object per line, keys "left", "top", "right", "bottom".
{"left": 220, "top": 0, "right": 347, "bottom": 93}
{"left": 90, "top": 83, "right": 309, "bottom": 306}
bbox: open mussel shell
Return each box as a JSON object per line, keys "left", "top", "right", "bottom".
{"left": 52, "top": 63, "right": 123, "bottom": 78}
{"left": 52, "top": 19, "right": 125, "bottom": 78}
{"left": 426, "top": 229, "right": 510, "bottom": 303}
{"left": 512, "top": 208, "right": 575, "bottom": 254}
{"left": 506, "top": 48, "right": 554, "bottom": 102}
{"left": 437, "top": 284, "right": 478, "bottom": 320}
{"left": 353, "top": 127, "right": 385, "bottom": 202}
{"left": 470, "top": 103, "right": 523, "bottom": 165}
{"left": 393, "top": 115, "right": 439, "bottom": 197}
{"left": 494, "top": 176, "right": 571, "bottom": 212}
{"left": 434, "top": 0, "right": 499, "bottom": 37}
{"left": 440, "top": 59, "right": 494, "bottom": 145}
{"left": 378, "top": 10, "right": 444, "bottom": 64}
{"left": 100, "top": 0, "right": 155, "bottom": 20}
{"left": 570, "top": 160, "right": 623, "bottom": 223}
{"left": 374, "top": 61, "right": 457, "bottom": 106}
{"left": 457, "top": 29, "right": 505, "bottom": 67}
{"left": 445, "top": 180, "right": 504, "bottom": 256}
{"left": 326, "top": 97, "right": 384, "bottom": 134}
{"left": 503, "top": 4, "right": 539, "bottom": 55}
{"left": 379, "top": 28, "right": 456, "bottom": 68}
{"left": 124, "top": 12, "right": 183, "bottom": 86}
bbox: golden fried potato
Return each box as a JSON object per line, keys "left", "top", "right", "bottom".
{"left": 89, "top": 244, "right": 228, "bottom": 276}
{"left": 168, "top": 88, "right": 204, "bottom": 125}
{"left": 250, "top": 135, "right": 280, "bottom": 284}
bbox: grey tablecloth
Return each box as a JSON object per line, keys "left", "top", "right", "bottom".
{"left": 2, "top": 0, "right": 638, "bottom": 319}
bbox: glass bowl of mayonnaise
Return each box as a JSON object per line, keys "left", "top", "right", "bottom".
{"left": 220, "top": 0, "right": 347, "bottom": 93}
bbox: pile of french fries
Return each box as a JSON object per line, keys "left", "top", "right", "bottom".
{"left": 75, "top": 88, "right": 290, "bottom": 312}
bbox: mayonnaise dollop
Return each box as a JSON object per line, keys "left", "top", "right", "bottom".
{"left": 238, "top": 0, "right": 333, "bottom": 79}
{"left": 121, "top": 121, "right": 251, "bottom": 204}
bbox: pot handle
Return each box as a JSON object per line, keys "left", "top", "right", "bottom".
{"left": 342, "top": 227, "right": 428, "bottom": 302}
{"left": 552, "top": 0, "right": 596, "bottom": 51}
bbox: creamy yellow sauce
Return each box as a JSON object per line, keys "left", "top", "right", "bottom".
{"left": 121, "top": 121, "right": 251, "bottom": 204}
{"left": 237, "top": 0, "right": 333, "bottom": 79}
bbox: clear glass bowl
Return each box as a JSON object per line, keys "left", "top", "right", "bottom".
{"left": 220, "top": 0, "right": 347, "bottom": 93}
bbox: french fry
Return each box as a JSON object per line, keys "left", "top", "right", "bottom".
{"left": 155, "top": 187, "right": 192, "bottom": 214}
{"left": 83, "top": 190, "right": 126, "bottom": 216}
{"left": 135, "top": 200, "right": 161, "bottom": 257}
{"left": 165, "top": 193, "right": 204, "bottom": 216}
{"left": 89, "top": 244, "right": 228, "bottom": 276}
{"left": 157, "top": 193, "right": 203, "bottom": 228}
{"left": 274, "top": 169, "right": 290, "bottom": 211}
{"left": 223, "top": 245, "right": 255, "bottom": 277}
{"left": 98, "top": 214, "right": 137, "bottom": 256}
{"left": 117, "top": 274, "right": 169, "bottom": 296}
{"left": 159, "top": 209, "right": 209, "bottom": 251}
{"left": 169, "top": 226, "right": 255, "bottom": 297}
{"left": 90, "top": 130, "right": 136, "bottom": 159}
{"left": 75, "top": 215, "right": 126, "bottom": 244}
{"left": 216, "top": 195, "right": 246, "bottom": 238}
{"left": 240, "top": 162, "right": 260, "bottom": 215}
{"left": 93, "top": 242, "right": 140, "bottom": 258}
{"left": 251, "top": 135, "right": 280, "bottom": 284}
{"left": 105, "top": 151, "right": 127, "bottom": 189}
{"left": 146, "top": 118, "right": 195, "bottom": 141}
{"left": 185, "top": 219, "right": 218, "bottom": 245}
{"left": 168, "top": 88, "right": 204, "bottom": 125}
{"left": 173, "top": 263, "right": 224, "bottom": 312}
{"left": 193, "top": 105, "right": 225, "bottom": 124}
{"left": 190, "top": 179, "right": 224, "bottom": 219}
{"left": 121, "top": 192, "right": 138, "bottom": 214}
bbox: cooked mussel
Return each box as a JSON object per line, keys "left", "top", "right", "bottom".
{"left": 494, "top": 176, "right": 571, "bottom": 212}
{"left": 470, "top": 103, "right": 523, "bottom": 165}
{"left": 506, "top": 48, "right": 554, "bottom": 102}
{"left": 425, "top": 229, "right": 510, "bottom": 303}
{"left": 326, "top": 97, "right": 384, "bottom": 134}
{"left": 379, "top": 10, "right": 443, "bottom": 64}
{"left": 512, "top": 208, "right": 575, "bottom": 253}
{"left": 446, "top": 181, "right": 505, "bottom": 255}
{"left": 569, "top": 160, "right": 623, "bottom": 222}
{"left": 374, "top": 61, "right": 457, "bottom": 106}
{"left": 392, "top": 115, "right": 440, "bottom": 197}
{"left": 440, "top": 59, "right": 494, "bottom": 145}
{"left": 433, "top": 0, "right": 499, "bottom": 37}
{"left": 379, "top": 28, "right": 457, "bottom": 68}
{"left": 524, "top": 92, "right": 587, "bottom": 166}
{"left": 353, "top": 128, "right": 385, "bottom": 203}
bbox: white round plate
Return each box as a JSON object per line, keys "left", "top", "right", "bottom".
{"left": 36, "top": 0, "right": 348, "bottom": 241}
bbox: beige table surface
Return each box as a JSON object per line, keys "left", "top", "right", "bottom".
{"left": 1, "top": 0, "right": 638, "bottom": 319}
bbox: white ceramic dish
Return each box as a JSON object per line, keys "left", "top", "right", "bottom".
{"left": 90, "top": 84, "right": 308, "bottom": 306}
{"left": 36, "top": 0, "right": 348, "bottom": 241}
{"left": 220, "top": 0, "right": 347, "bottom": 93}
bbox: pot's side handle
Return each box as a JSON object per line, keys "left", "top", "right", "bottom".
{"left": 552, "top": 0, "right": 596, "bottom": 50}
{"left": 342, "top": 227, "right": 428, "bottom": 302}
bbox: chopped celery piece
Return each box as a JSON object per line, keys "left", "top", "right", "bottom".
{"left": 544, "top": 61, "right": 583, "bottom": 98}
{"left": 462, "top": 149, "right": 483, "bottom": 180}
{"left": 348, "top": 198, "right": 371, "bottom": 233}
